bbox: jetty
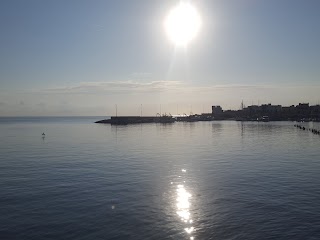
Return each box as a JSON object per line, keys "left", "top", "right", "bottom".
{"left": 95, "top": 115, "right": 175, "bottom": 125}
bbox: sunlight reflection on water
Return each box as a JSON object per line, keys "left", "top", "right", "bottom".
{"left": 175, "top": 169, "right": 195, "bottom": 239}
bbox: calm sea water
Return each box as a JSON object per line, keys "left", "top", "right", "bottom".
{"left": 0, "top": 117, "right": 320, "bottom": 240}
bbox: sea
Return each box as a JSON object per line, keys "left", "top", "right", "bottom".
{"left": 0, "top": 117, "right": 320, "bottom": 240}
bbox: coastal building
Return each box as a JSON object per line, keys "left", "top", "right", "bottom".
{"left": 282, "top": 105, "right": 296, "bottom": 120}
{"left": 260, "top": 103, "right": 282, "bottom": 114}
{"left": 212, "top": 105, "right": 223, "bottom": 116}
{"left": 310, "top": 105, "right": 320, "bottom": 120}
{"left": 296, "top": 103, "right": 310, "bottom": 119}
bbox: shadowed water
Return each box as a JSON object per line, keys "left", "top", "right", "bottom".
{"left": 0, "top": 117, "right": 320, "bottom": 240}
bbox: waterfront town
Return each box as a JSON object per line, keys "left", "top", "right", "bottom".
{"left": 211, "top": 102, "right": 320, "bottom": 122}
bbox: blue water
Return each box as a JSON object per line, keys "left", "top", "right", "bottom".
{"left": 0, "top": 117, "right": 320, "bottom": 240}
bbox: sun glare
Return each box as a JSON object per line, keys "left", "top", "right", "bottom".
{"left": 164, "top": 2, "right": 201, "bottom": 47}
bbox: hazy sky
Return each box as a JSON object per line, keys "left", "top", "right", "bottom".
{"left": 1, "top": 0, "right": 320, "bottom": 116}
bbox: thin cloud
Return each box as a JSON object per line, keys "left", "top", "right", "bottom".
{"left": 39, "top": 81, "right": 183, "bottom": 94}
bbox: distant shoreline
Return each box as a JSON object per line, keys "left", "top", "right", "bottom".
{"left": 95, "top": 115, "right": 320, "bottom": 125}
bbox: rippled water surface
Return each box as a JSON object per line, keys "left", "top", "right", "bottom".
{"left": 1, "top": 117, "right": 320, "bottom": 240}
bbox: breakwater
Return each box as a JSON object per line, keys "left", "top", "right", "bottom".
{"left": 294, "top": 124, "right": 320, "bottom": 135}
{"left": 95, "top": 116, "right": 175, "bottom": 125}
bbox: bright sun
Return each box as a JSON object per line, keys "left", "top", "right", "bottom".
{"left": 164, "top": 2, "right": 201, "bottom": 46}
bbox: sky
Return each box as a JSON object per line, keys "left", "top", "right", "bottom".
{"left": 0, "top": 0, "right": 320, "bottom": 116}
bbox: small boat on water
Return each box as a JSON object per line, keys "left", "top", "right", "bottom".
{"left": 155, "top": 114, "right": 175, "bottom": 123}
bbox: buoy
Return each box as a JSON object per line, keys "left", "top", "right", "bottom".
{"left": 42, "top": 133, "right": 45, "bottom": 136}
